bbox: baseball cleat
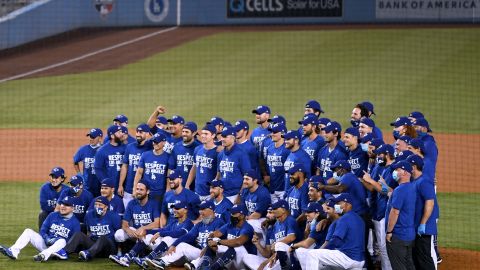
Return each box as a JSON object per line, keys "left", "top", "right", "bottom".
{"left": 0, "top": 245, "right": 17, "bottom": 260}
{"left": 145, "top": 257, "right": 166, "bottom": 270}
{"left": 184, "top": 261, "right": 196, "bottom": 270}
{"left": 109, "top": 254, "right": 130, "bottom": 267}
{"left": 78, "top": 250, "right": 92, "bottom": 261}
{"left": 132, "top": 257, "right": 147, "bottom": 269}
{"left": 52, "top": 248, "right": 68, "bottom": 260}
{"left": 33, "top": 253, "right": 46, "bottom": 262}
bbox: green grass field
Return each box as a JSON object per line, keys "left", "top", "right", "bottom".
{"left": 0, "top": 182, "right": 478, "bottom": 270}
{"left": 0, "top": 28, "right": 479, "bottom": 132}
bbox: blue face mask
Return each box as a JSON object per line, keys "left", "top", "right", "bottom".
{"left": 350, "top": 119, "right": 360, "bottom": 127}
{"left": 94, "top": 207, "right": 104, "bottom": 217}
{"left": 360, "top": 143, "right": 369, "bottom": 152}
{"left": 417, "top": 131, "right": 426, "bottom": 137}
{"left": 392, "top": 170, "right": 399, "bottom": 182}
{"left": 310, "top": 219, "right": 317, "bottom": 231}
{"left": 392, "top": 130, "right": 400, "bottom": 140}
{"left": 334, "top": 204, "right": 343, "bottom": 214}
{"left": 72, "top": 186, "right": 81, "bottom": 193}
{"left": 333, "top": 172, "right": 340, "bottom": 181}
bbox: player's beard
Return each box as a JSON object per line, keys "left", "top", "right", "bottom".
{"left": 114, "top": 136, "right": 122, "bottom": 144}
{"left": 136, "top": 193, "right": 147, "bottom": 200}
{"left": 136, "top": 136, "right": 144, "bottom": 144}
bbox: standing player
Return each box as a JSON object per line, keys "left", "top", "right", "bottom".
{"left": 169, "top": 122, "right": 201, "bottom": 187}
{"left": 88, "top": 178, "right": 125, "bottom": 215}
{"left": 57, "top": 175, "right": 94, "bottom": 230}
{"left": 250, "top": 105, "right": 271, "bottom": 151}
{"left": 284, "top": 164, "right": 309, "bottom": 223}
{"left": 146, "top": 105, "right": 167, "bottom": 134}
{"left": 118, "top": 123, "right": 153, "bottom": 208}
{"left": 186, "top": 124, "right": 218, "bottom": 201}
{"left": 38, "top": 167, "right": 69, "bottom": 229}
{"left": 358, "top": 118, "right": 376, "bottom": 138}
{"left": 103, "top": 114, "right": 135, "bottom": 145}
{"left": 361, "top": 101, "right": 383, "bottom": 139}
{"left": 217, "top": 126, "right": 251, "bottom": 203}
{"left": 235, "top": 120, "right": 260, "bottom": 177}
{"left": 164, "top": 115, "right": 185, "bottom": 154}
{"left": 73, "top": 128, "right": 103, "bottom": 197}
{"left": 94, "top": 125, "right": 127, "bottom": 191}
{"left": 283, "top": 130, "right": 311, "bottom": 191}
{"left": 134, "top": 132, "right": 169, "bottom": 203}
{"left": 0, "top": 196, "right": 80, "bottom": 262}
{"left": 265, "top": 122, "right": 289, "bottom": 203}
{"left": 413, "top": 118, "right": 438, "bottom": 179}
{"left": 299, "top": 113, "right": 325, "bottom": 173}
{"left": 343, "top": 127, "right": 369, "bottom": 178}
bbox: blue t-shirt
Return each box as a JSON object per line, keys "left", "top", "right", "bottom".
{"left": 148, "top": 218, "right": 194, "bottom": 238}
{"left": 284, "top": 148, "right": 311, "bottom": 191}
{"left": 413, "top": 174, "right": 439, "bottom": 235}
{"left": 162, "top": 188, "right": 201, "bottom": 223}
{"left": 240, "top": 185, "right": 271, "bottom": 217}
{"left": 121, "top": 142, "right": 153, "bottom": 193}
{"left": 212, "top": 198, "right": 233, "bottom": 223}
{"left": 339, "top": 173, "right": 368, "bottom": 215}
{"left": 347, "top": 145, "right": 369, "bottom": 178}
{"left": 163, "top": 135, "right": 182, "bottom": 155}
{"left": 301, "top": 135, "right": 325, "bottom": 173}
{"left": 218, "top": 144, "right": 251, "bottom": 197}
{"left": 419, "top": 133, "right": 438, "bottom": 176}
{"left": 332, "top": 211, "right": 365, "bottom": 262}
{"left": 237, "top": 140, "right": 260, "bottom": 178}
{"left": 88, "top": 195, "right": 125, "bottom": 215}
{"left": 58, "top": 189, "right": 94, "bottom": 222}
{"left": 138, "top": 150, "right": 169, "bottom": 196}
{"left": 193, "top": 145, "right": 218, "bottom": 196}
{"left": 373, "top": 127, "right": 383, "bottom": 141}
{"left": 169, "top": 140, "right": 201, "bottom": 187}
{"left": 386, "top": 182, "right": 416, "bottom": 241}
{"left": 124, "top": 199, "right": 160, "bottom": 229}
{"left": 372, "top": 166, "right": 393, "bottom": 221}
{"left": 250, "top": 126, "right": 270, "bottom": 151}
{"left": 218, "top": 222, "right": 256, "bottom": 254}
{"left": 94, "top": 143, "right": 126, "bottom": 190}
{"left": 84, "top": 210, "right": 121, "bottom": 241}
{"left": 272, "top": 216, "right": 302, "bottom": 244}
{"left": 73, "top": 144, "right": 101, "bottom": 195}
{"left": 325, "top": 219, "right": 338, "bottom": 242}
{"left": 265, "top": 142, "right": 290, "bottom": 193}
{"left": 173, "top": 217, "right": 225, "bottom": 249}
{"left": 39, "top": 183, "right": 69, "bottom": 213}
{"left": 284, "top": 182, "right": 309, "bottom": 219}
{"left": 309, "top": 221, "right": 329, "bottom": 249}
{"left": 40, "top": 212, "right": 81, "bottom": 242}
{"left": 260, "top": 137, "right": 273, "bottom": 161}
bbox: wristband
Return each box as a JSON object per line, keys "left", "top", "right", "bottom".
{"left": 387, "top": 231, "right": 393, "bottom": 234}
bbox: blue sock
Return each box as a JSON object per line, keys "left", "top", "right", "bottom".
{"left": 129, "top": 241, "right": 147, "bottom": 257}
{"left": 210, "top": 247, "right": 236, "bottom": 270}
{"left": 147, "top": 241, "right": 168, "bottom": 259}
{"left": 199, "top": 247, "right": 215, "bottom": 269}
{"left": 277, "top": 251, "right": 289, "bottom": 270}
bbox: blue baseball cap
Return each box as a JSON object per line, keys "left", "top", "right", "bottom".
{"left": 86, "top": 128, "right": 103, "bottom": 138}
{"left": 199, "top": 200, "right": 215, "bottom": 210}
{"left": 101, "top": 178, "right": 115, "bottom": 188}
{"left": 306, "top": 202, "right": 322, "bottom": 213}
{"left": 361, "top": 101, "right": 375, "bottom": 115}
{"left": 107, "top": 125, "right": 122, "bottom": 136}
{"left": 323, "top": 121, "right": 341, "bottom": 133}
{"left": 309, "top": 175, "right": 322, "bottom": 187}
{"left": 234, "top": 120, "right": 249, "bottom": 131}
{"left": 59, "top": 196, "right": 74, "bottom": 206}
{"left": 414, "top": 118, "right": 433, "bottom": 132}
{"left": 156, "top": 116, "right": 168, "bottom": 124}
{"left": 168, "top": 115, "right": 185, "bottom": 125}
{"left": 391, "top": 116, "right": 412, "bottom": 127}
{"left": 268, "top": 123, "right": 287, "bottom": 134}
{"left": 392, "top": 161, "right": 413, "bottom": 174}
{"left": 95, "top": 196, "right": 110, "bottom": 207}
{"left": 333, "top": 193, "right": 353, "bottom": 205}
{"left": 282, "top": 130, "right": 300, "bottom": 140}
{"left": 398, "top": 135, "right": 412, "bottom": 144}
{"left": 209, "top": 180, "right": 224, "bottom": 188}
{"left": 267, "top": 115, "right": 286, "bottom": 124}
{"left": 408, "top": 138, "right": 425, "bottom": 153}
{"left": 168, "top": 170, "right": 183, "bottom": 180}
{"left": 202, "top": 124, "right": 217, "bottom": 135}
{"left": 137, "top": 180, "right": 150, "bottom": 190}
{"left": 223, "top": 121, "right": 232, "bottom": 127}
{"left": 113, "top": 114, "right": 128, "bottom": 124}
{"left": 299, "top": 113, "right": 318, "bottom": 126}
{"left": 69, "top": 175, "right": 83, "bottom": 187}
{"left": 345, "top": 127, "right": 360, "bottom": 138}
{"left": 244, "top": 169, "right": 259, "bottom": 180}
{"left": 120, "top": 125, "right": 129, "bottom": 134}
{"left": 221, "top": 126, "right": 236, "bottom": 137}
{"left": 272, "top": 199, "right": 289, "bottom": 210}
{"left": 252, "top": 105, "right": 271, "bottom": 115}
{"left": 374, "top": 144, "right": 395, "bottom": 155}
{"left": 409, "top": 111, "right": 424, "bottom": 119}
{"left": 395, "top": 150, "right": 414, "bottom": 163}
{"left": 305, "top": 100, "right": 324, "bottom": 113}
{"left": 136, "top": 123, "right": 151, "bottom": 133}
{"left": 230, "top": 204, "right": 248, "bottom": 215}
{"left": 330, "top": 160, "right": 351, "bottom": 171}
{"left": 325, "top": 199, "right": 336, "bottom": 208}
{"left": 360, "top": 118, "right": 375, "bottom": 128}
{"left": 207, "top": 117, "right": 224, "bottom": 126}
{"left": 288, "top": 163, "right": 305, "bottom": 175}
{"left": 406, "top": 154, "right": 424, "bottom": 168}
{"left": 151, "top": 132, "right": 166, "bottom": 143}
{"left": 318, "top": 118, "right": 331, "bottom": 126}
{"left": 370, "top": 138, "right": 385, "bottom": 148}
{"left": 49, "top": 167, "right": 65, "bottom": 178}
{"left": 172, "top": 201, "right": 188, "bottom": 209}
{"left": 183, "top": 122, "right": 198, "bottom": 133}
{"left": 360, "top": 133, "right": 374, "bottom": 144}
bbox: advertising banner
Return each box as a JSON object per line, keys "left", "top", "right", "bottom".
{"left": 227, "top": 0, "right": 343, "bottom": 18}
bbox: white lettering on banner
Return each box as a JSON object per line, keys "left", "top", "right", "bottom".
{"left": 196, "top": 156, "right": 214, "bottom": 169}
{"left": 90, "top": 224, "right": 111, "bottom": 236}
{"left": 288, "top": 197, "right": 299, "bottom": 210}
{"left": 197, "top": 231, "right": 210, "bottom": 247}
{"left": 267, "top": 154, "right": 283, "bottom": 171}
{"left": 145, "top": 163, "right": 166, "bottom": 175}
{"left": 108, "top": 154, "right": 123, "bottom": 171}
{"left": 133, "top": 212, "right": 153, "bottom": 226}
{"left": 220, "top": 160, "right": 235, "bottom": 173}
{"left": 245, "top": 200, "right": 257, "bottom": 214}
{"left": 129, "top": 154, "right": 141, "bottom": 167}
{"left": 275, "top": 230, "right": 286, "bottom": 241}
{"left": 376, "top": 0, "right": 479, "bottom": 18}
{"left": 246, "top": 0, "right": 284, "bottom": 12}
{"left": 50, "top": 223, "right": 71, "bottom": 238}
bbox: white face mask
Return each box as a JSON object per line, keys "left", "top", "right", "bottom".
{"left": 360, "top": 143, "right": 369, "bottom": 152}
{"left": 334, "top": 204, "right": 343, "bottom": 214}
{"left": 333, "top": 172, "right": 340, "bottom": 181}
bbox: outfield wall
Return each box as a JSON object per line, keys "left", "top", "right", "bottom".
{"left": 1, "top": 0, "right": 479, "bottom": 49}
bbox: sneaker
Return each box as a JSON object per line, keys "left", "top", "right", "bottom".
{"left": 124, "top": 252, "right": 133, "bottom": 262}
{"left": 33, "top": 253, "right": 46, "bottom": 262}
{"left": 0, "top": 245, "right": 17, "bottom": 260}
{"left": 184, "top": 261, "right": 196, "bottom": 270}
{"left": 132, "top": 257, "right": 147, "bottom": 269}
{"left": 437, "top": 256, "right": 443, "bottom": 264}
{"left": 109, "top": 254, "right": 130, "bottom": 267}
{"left": 79, "top": 250, "right": 91, "bottom": 261}
{"left": 145, "top": 258, "right": 166, "bottom": 270}
{"left": 52, "top": 248, "right": 68, "bottom": 260}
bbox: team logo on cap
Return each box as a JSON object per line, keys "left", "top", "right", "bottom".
{"left": 145, "top": 0, "right": 169, "bottom": 23}
{"left": 93, "top": 0, "right": 115, "bottom": 18}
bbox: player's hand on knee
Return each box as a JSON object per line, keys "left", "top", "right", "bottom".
{"left": 166, "top": 245, "right": 176, "bottom": 255}
{"left": 150, "top": 233, "right": 160, "bottom": 244}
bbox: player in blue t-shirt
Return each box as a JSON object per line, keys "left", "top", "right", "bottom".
{"left": 64, "top": 196, "right": 121, "bottom": 261}
{"left": 73, "top": 128, "right": 103, "bottom": 197}
{"left": 207, "top": 180, "right": 233, "bottom": 224}
{"left": 344, "top": 127, "right": 369, "bottom": 178}
{"left": 307, "top": 193, "right": 365, "bottom": 269}
{"left": 94, "top": 125, "right": 127, "bottom": 191}
{"left": 102, "top": 114, "right": 136, "bottom": 145}
{"left": 316, "top": 121, "right": 347, "bottom": 186}
{"left": 265, "top": 122, "right": 289, "bottom": 202}
{"left": 163, "top": 115, "right": 185, "bottom": 154}
{"left": 118, "top": 123, "right": 153, "bottom": 207}
{"left": 0, "top": 196, "right": 80, "bottom": 262}
{"left": 235, "top": 120, "right": 261, "bottom": 179}
{"left": 299, "top": 113, "right": 326, "bottom": 172}
{"left": 135, "top": 132, "right": 170, "bottom": 203}
{"left": 284, "top": 164, "right": 309, "bottom": 223}
{"left": 186, "top": 124, "right": 218, "bottom": 201}
{"left": 38, "top": 167, "right": 69, "bottom": 229}
{"left": 283, "top": 130, "right": 312, "bottom": 191}
{"left": 57, "top": 175, "right": 94, "bottom": 227}
{"left": 250, "top": 105, "right": 271, "bottom": 151}
{"left": 88, "top": 178, "right": 124, "bottom": 216}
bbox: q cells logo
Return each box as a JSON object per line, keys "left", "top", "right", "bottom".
{"left": 145, "top": 0, "right": 169, "bottom": 22}
{"left": 229, "top": 0, "right": 246, "bottom": 13}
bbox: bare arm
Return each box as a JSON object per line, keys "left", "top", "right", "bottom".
{"left": 218, "top": 234, "right": 250, "bottom": 248}
{"left": 118, "top": 164, "right": 128, "bottom": 196}
{"left": 420, "top": 200, "right": 434, "bottom": 225}
{"left": 133, "top": 167, "right": 144, "bottom": 196}
{"left": 147, "top": 106, "right": 166, "bottom": 128}
{"left": 185, "top": 165, "right": 196, "bottom": 190}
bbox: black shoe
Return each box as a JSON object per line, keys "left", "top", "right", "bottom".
{"left": 184, "top": 261, "right": 196, "bottom": 270}
{"left": 33, "top": 253, "right": 45, "bottom": 262}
